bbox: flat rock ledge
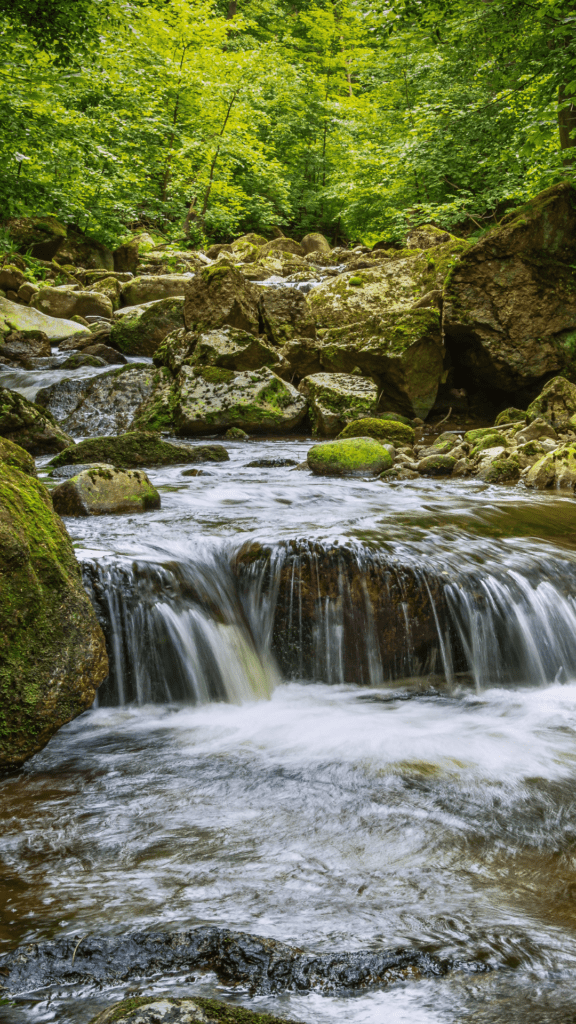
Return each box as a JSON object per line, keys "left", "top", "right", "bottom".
{"left": 0, "top": 927, "right": 489, "bottom": 999}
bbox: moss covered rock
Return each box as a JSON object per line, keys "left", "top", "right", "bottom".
{"left": 48, "top": 432, "right": 229, "bottom": 469}
{"left": 298, "top": 372, "right": 378, "bottom": 436}
{"left": 135, "top": 366, "right": 307, "bottom": 435}
{"left": 417, "top": 454, "right": 456, "bottom": 476}
{"left": 526, "top": 375, "right": 576, "bottom": 428}
{"left": 443, "top": 183, "right": 576, "bottom": 393}
{"left": 307, "top": 436, "right": 392, "bottom": 476}
{"left": 0, "top": 437, "right": 108, "bottom": 768}
{"left": 0, "top": 387, "right": 74, "bottom": 455}
{"left": 36, "top": 365, "right": 158, "bottom": 437}
{"left": 525, "top": 443, "right": 576, "bottom": 490}
{"left": 111, "top": 297, "right": 185, "bottom": 356}
{"left": 477, "top": 451, "right": 520, "bottom": 484}
{"left": 189, "top": 327, "right": 284, "bottom": 372}
{"left": 184, "top": 266, "right": 260, "bottom": 335}
{"left": 337, "top": 416, "right": 415, "bottom": 447}
{"left": 259, "top": 287, "right": 316, "bottom": 346}
{"left": 120, "top": 274, "right": 191, "bottom": 307}
{"left": 89, "top": 995, "right": 303, "bottom": 1024}
{"left": 51, "top": 464, "right": 161, "bottom": 516}
{"left": 32, "top": 286, "right": 113, "bottom": 321}
{"left": 495, "top": 406, "right": 527, "bottom": 426}
{"left": 61, "top": 352, "right": 107, "bottom": 369}
{"left": 4, "top": 215, "right": 67, "bottom": 260}
{"left": 0, "top": 295, "right": 90, "bottom": 343}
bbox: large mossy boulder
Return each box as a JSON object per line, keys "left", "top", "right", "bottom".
{"left": 110, "top": 297, "right": 185, "bottom": 356}
{"left": 443, "top": 183, "right": 576, "bottom": 394}
{"left": 259, "top": 286, "right": 316, "bottom": 345}
{"left": 524, "top": 443, "right": 576, "bottom": 490}
{"left": 48, "top": 432, "right": 229, "bottom": 469}
{"left": 188, "top": 327, "right": 284, "bottom": 372}
{"left": 526, "top": 376, "right": 576, "bottom": 428}
{"left": 0, "top": 387, "right": 74, "bottom": 454}
{"left": 0, "top": 296, "right": 90, "bottom": 344}
{"left": 0, "top": 438, "right": 108, "bottom": 768}
{"left": 319, "top": 310, "right": 443, "bottom": 419}
{"left": 298, "top": 372, "right": 379, "bottom": 436}
{"left": 31, "top": 286, "right": 114, "bottom": 321}
{"left": 301, "top": 231, "right": 331, "bottom": 254}
{"left": 307, "top": 437, "right": 392, "bottom": 477}
{"left": 134, "top": 366, "right": 307, "bottom": 435}
{"left": 51, "top": 464, "right": 161, "bottom": 516}
{"left": 35, "top": 365, "right": 159, "bottom": 437}
{"left": 184, "top": 266, "right": 260, "bottom": 335}
{"left": 338, "top": 416, "right": 415, "bottom": 447}
{"left": 120, "top": 274, "right": 192, "bottom": 307}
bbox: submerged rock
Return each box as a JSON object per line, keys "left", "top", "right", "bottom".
{"left": 35, "top": 365, "right": 158, "bottom": 437}
{"left": 89, "top": 996, "right": 301, "bottom": 1024}
{"left": 51, "top": 464, "right": 161, "bottom": 516}
{"left": 48, "top": 433, "right": 229, "bottom": 470}
{"left": 0, "top": 295, "right": 90, "bottom": 343}
{"left": 0, "top": 438, "right": 107, "bottom": 768}
{"left": 111, "top": 297, "right": 185, "bottom": 356}
{"left": 307, "top": 437, "right": 392, "bottom": 477}
{"left": 298, "top": 373, "right": 378, "bottom": 435}
{"left": 0, "top": 387, "right": 74, "bottom": 454}
{"left": 338, "top": 416, "right": 415, "bottom": 447}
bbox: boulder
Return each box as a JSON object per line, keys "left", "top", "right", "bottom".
{"left": 258, "top": 237, "right": 305, "bottom": 258}
{"left": 0, "top": 437, "right": 107, "bottom": 768}
{"left": 113, "top": 239, "right": 139, "bottom": 274}
{"left": 152, "top": 328, "right": 196, "bottom": 374}
{"left": 35, "top": 365, "right": 158, "bottom": 437}
{"left": 225, "top": 426, "right": 249, "bottom": 440}
{"left": 525, "top": 443, "right": 576, "bottom": 490}
{"left": 61, "top": 352, "right": 107, "bottom": 369}
{"left": 526, "top": 376, "right": 576, "bottom": 429}
{"left": 134, "top": 365, "right": 307, "bottom": 436}
{"left": 110, "top": 297, "right": 185, "bottom": 356}
{"left": 184, "top": 265, "right": 260, "bottom": 335}
{"left": 18, "top": 281, "right": 39, "bottom": 303}
{"left": 279, "top": 337, "right": 323, "bottom": 379}
{"left": 301, "top": 232, "right": 331, "bottom": 254}
{"left": 495, "top": 407, "right": 527, "bottom": 426}
{"left": 82, "top": 343, "right": 127, "bottom": 365}
{"left": 259, "top": 286, "right": 316, "bottom": 345}
{"left": 189, "top": 327, "right": 284, "bottom": 372}
{"left": 406, "top": 224, "right": 454, "bottom": 249}
{"left": 0, "top": 296, "right": 90, "bottom": 343}
{"left": 3, "top": 215, "right": 67, "bottom": 260}
{"left": 58, "top": 325, "right": 112, "bottom": 352}
{"left": 87, "top": 275, "right": 121, "bottom": 310}
{"left": 298, "top": 373, "right": 379, "bottom": 436}
{"left": 51, "top": 464, "right": 161, "bottom": 516}
{"left": 443, "top": 183, "right": 576, "bottom": 394}
{"left": 417, "top": 454, "right": 456, "bottom": 476}
{"left": 88, "top": 995, "right": 298, "bottom": 1024}
{"left": 476, "top": 449, "right": 521, "bottom": 483}
{"left": 0, "top": 330, "right": 51, "bottom": 363}
{"left": 49, "top": 432, "right": 229, "bottom": 469}
{"left": 0, "top": 387, "right": 74, "bottom": 454}
{"left": 120, "top": 274, "right": 192, "bottom": 307}
{"left": 515, "top": 417, "right": 557, "bottom": 444}
{"left": 319, "top": 310, "right": 443, "bottom": 419}
{"left": 307, "top": 437, "right": 392, "bottom": 477}
{"left": 55, "top": 228, "right": 114, "bottom": 270}
{"left": 31, "top": 287, "right": 113, "bottom": 321}
{"left": 0, "top": 265, "right": 25, "bottom": 292}
{"left": 338, "top": 416, "right": 415, "bottom": 447}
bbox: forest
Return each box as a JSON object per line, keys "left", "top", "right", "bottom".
{"left": 1, "top": 0, "right": 575, "bottom": 249}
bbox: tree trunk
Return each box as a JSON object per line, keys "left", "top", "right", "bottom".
{"left": 558, "top": 83, "right": 576, "bottom": 164}
{"left": 227, "top": 2, "right": 237, "bottom": 17}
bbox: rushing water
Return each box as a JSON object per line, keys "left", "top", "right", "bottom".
{"left": 3, "top": 355, "right": 576, "bottom": 1021}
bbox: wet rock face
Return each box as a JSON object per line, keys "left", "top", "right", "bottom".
{"left": 443, "top": 183, "right": 576, "bottom": 394}
{"left": 0, "top": 386, "right": 74, "bottom": 454}
{"left": 51, "top": 464, "right": 161, "bottom": 516}
{"left": 298, "top": 372, "right": 378, "bottom": 435}
{"left": 111, "top": 297, "right": 186, "bottom": 356}
{"left": 90, "top": 996, "right": 300, "bottom": 1024}
{"left": 0, "top": 438, "right": 108, "bottom": 768}
{"left": 184, "top": 266, "right": 260, "bottom": 335}
{"left": 48, "top": 432, "right": 229, "bottom": 469}
{"left": 35, "top": 365, "right": 159, "bottom": 437}
{"left": 1, "top": 926, "right": 485, "bottom": 999}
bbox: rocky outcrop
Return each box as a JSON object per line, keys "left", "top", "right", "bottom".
{"left": 133, "top": 366, "right": 307, "bottom": 435}
{"left": 0, "top": 296, "right": 90, "bottom": 343}
{"left": 0, "top": 387, "right": 74, "bottom": 454}
{"left": 298, "top": 373, "right": 378, "bottom": 435}
{"left": 35, "top": 365, "right": 158, "bottom": 437}
{"left": 111, "top": 297, "right": 185, "bottom": 356}
{"left": 0, "top": 438, "right": 108, "bottom": 768}
{"left": 184, "top": 266, "right": 260, "bottom": 335}
{"left": 307, "top": 436, "right": 392, "bottom": 476}
{"left": 51, "top": 464, "right": 161, "bottom": 516}
{"left": 48, "top": 433, "right": 229, "bottom": 469}
{"left": 443, "top": 183, "right": 576, "bottom": 395}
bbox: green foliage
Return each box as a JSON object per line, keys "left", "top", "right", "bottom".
{"left": 0, "top": 0, "right": 574, "bottom": 245}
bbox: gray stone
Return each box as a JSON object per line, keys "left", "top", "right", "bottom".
{"left": 298, "top": 372, "right": 379, "bottom": 436}
{"left": 0, "top": 296, "right": 90, "bottom": 343}
{"left": 120, "top": 274, "right": 192, "bottom": 307}
{"left": 31, "top": 287, "right": 113, "bottom": 321}
{"left": 35, "top": 365, "right": 158, "bottom": 437}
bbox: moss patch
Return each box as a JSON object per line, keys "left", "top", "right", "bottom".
{"left": 338, "top": 416, "right": 414, "bottom": 447}
{"left": 48, "top": 432, "right": 229, "bottom": 469}
{"left": 307, "top": 436, "right": 392, "bottom": 476}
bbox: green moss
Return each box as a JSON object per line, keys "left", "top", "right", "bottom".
{"left": 418, "top": 454, "right": 456, "bottom": 476}
{"left": 193, "top": 365, "right": 236, "bottom": 385}
{"left": 465, "top": 427, "right": 503, "bottom": 444}
{"left": 348, "top": 276, "right": 364, "bottom": 286}
{"left": 481, "top": 454, "right": 520, "bottom": 484}
{"left": 338, "top": 417, "right": 415, "bottom": 446}
{"left": 495, "top": 407, "right": 527, "bottom": 426}
{"left": 48, "top": 432, "right": 229, "bottom": 469}
{"left": 471, "top": 432, "right": 506, "bottom": 456}
{"left": 307, "top": 436, "right": 392, "bottom": 476}
{"left": 202, "top": 265, "right": 231, "bottom": 285}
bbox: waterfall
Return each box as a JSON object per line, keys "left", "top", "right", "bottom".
{"left": 82, "top": 537, "right": 576, "bottom": 706}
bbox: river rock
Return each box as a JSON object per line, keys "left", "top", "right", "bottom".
{"left": 476, "top": 448, "right": 521, "bottom": 483}
{"left": 49, "top": 432, "right": 229, "bottom": 469}
{"left": 87, "top": 275, "right": 122, "bottom": 310}
{"left": 31, "top": 286, "right": 113, "bottom": 321}
{"left": 301, "top": 231, "right": 331, "bottom": 254}
{"left": 319, "top": 310, "right": 443, "bottom": 419}
{"left": 110, "top": 297, "right": 185, "bottom": 356}
{"left": 0, "top": 329, "right": 51, "bottom": 365}
{"left": 443, "top": 183, "right": 576, "bottom": 394}
{"left": 134, "top": 366, "right": 307, "bottom": 435}
{"left": 526, "top": 376, "right": 576, "bottom": 429}
{"left": 338, "top": 416, "right": 415, "bottom": 447}
{"left": 515, "top": 417, "right": 557, "bottom": 444}
{"left": 406, "top": 223, "right": 454, "bottom": 249}
{"left": 188, "top": 327, "right": 284, "bottom": 372}
{"left": 35, "top": 365, "right": 158, "bottom": 437}
{"left": 0, "top": 296, "right": 90, "bottom": 343}
{"left": 113, "top": 239, "right": 139, "bottom": 274}
{"left": 58, "top": 325, "right": 112, "bottom": 352}
{"left": 298, "top": 373, "right": 378, "bottom": 435}
{"left": 4, "top": 215, "right": 67, "bottom": 260}
{"left": 259, "top": 286, "right": 316, "bottom": 345}
{"left": 184, "top": 266, "right": 260, "bottom": 335}
{"left": 258, "top": 237, "right": 305, "bottom": 258}
{"left": 0, "top": 437, "right": 107, "bottom": 768}
{"left": 88, "top": 996, "right": 298, "bottom": 1024}
{"left": 525, "top": 443, "right": 576, "bottom": 490}
{"left": 120, "top": 274, "right": 191, "bottom": 307}
{"left": 51, "top": 464, "right": 161, "bottom": 516}
{"left": 307, "top": 436, "right": 392, "bottom": 476}
{"left": 55, "top": 226, "right": 114, "bottom": 270}
{"left": 82, "top": 342, "right": 127, "bottom": 365}
{"left": 0, "top": 265, "right": 25, "bottom": 292}
{"left": 279, "top": 337, "right": 323, "bottom": 379}
{"left": 0, "top": 387, "right": 74, "bottom": 454}
{"left": 61, "top": 352, "right": 107, "bottom": 369}
{"left": 417, "top": 454, "right": 456, "bottom": 476}
{"left": 495, "top": 406, "right": 527, "bottom": 426}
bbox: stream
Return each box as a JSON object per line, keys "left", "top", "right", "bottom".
{"left": 2, "top": 360, "right": 576, "bottom": 1023}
